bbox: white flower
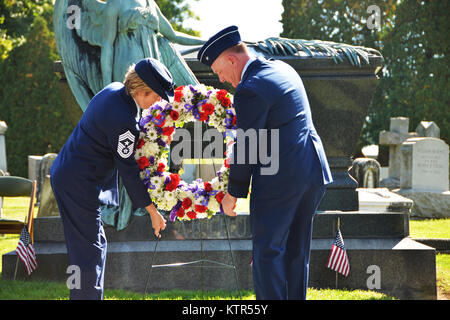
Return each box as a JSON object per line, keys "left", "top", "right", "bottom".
{"left": 208, "top": 197, "right": 220, "bottom": 213}
{"left": 142, "top": 142, "right": 159, "bottom": 157}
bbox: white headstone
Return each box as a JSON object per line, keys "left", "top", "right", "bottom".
{"left": 400, "top": 137, "right": 449, "bottom": 192}
{"left": 0, "top": 121, "right": 7, "bottom": 173}
{"left": 415, "top": 121, "right": 440, "bottom": 138}
{"left": 379, "top": 117, "right": 417, "bottom": 187}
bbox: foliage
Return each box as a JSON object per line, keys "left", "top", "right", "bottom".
{"left": 281, "top": 0, "right": 449, "bottom": 151}
{"left": 0, "top": 0, "right": 201, "bottom": 177}
{"left": 0, "top": 15, "right": 73, "bottom": 177}
{"left": 156, "top": 0, "right": 200, "bottom": 36}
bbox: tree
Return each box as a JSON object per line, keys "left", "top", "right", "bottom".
{"left": 0, "top": 0, "right": 202, "bottom": 177}
{"left": 156, "top": 0, "right": 200, "bottom": 36}
{"left": 0, "top": 15, "right": 73, "bottom": 177}
{"left": 281, "top": 0, "right": 449, "bottom": 153}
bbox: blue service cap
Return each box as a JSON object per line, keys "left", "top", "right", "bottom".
{"left": 197, "top": 25, "right": 242, "bottom": 67}
{"left": 134, "top": 58, "right": 175, "bottom": 102}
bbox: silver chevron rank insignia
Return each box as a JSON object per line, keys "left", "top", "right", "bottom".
{"left": 117, "top": 130, "right": 135, "bottom": 158}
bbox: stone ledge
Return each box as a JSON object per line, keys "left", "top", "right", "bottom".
{"left": 33, "top": 210, "right": 410, "bottom": 242}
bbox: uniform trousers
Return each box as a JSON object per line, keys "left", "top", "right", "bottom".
{"left": 50, "top": 172, "right": 106, "bottom": 300}
{"left": 250, "top": 168, "right": 325, "bottom": 300}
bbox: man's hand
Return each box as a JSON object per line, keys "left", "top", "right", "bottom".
{"left": 146, "top": 203, "right": 166, "bottom": 238}
{"left": 222, "top": 193, "right": 237, "bottom": 217}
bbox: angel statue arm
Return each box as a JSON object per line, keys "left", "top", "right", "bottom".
{"left": 156, "top": 4, "right": 205, "bottom": 46}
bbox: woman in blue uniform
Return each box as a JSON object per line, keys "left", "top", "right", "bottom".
{"left": 50, "top": 58, "right": 171, "bottom": 300}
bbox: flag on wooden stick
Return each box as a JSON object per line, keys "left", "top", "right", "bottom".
{"left": 326, "top": 228, "right": 350, "bottom": 277}
{"left": 15, "top": 226, "right": 37, "bottom": 275}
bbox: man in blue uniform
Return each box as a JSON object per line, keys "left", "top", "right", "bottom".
{"left": 50, "top": 58, "right": 171, "bottom": 300}
{"left": 197, "top": 26, "right": 333, "bottom": 300}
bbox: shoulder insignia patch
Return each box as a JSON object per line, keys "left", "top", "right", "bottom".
{"left": 117, "top": 130, "right": 135, "bottom": 158}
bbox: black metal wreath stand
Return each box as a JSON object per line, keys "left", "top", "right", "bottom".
{"left": 142, "top": 214, "right": 242, "bottom": 299}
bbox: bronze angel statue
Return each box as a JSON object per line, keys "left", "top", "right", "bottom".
{"left": 53, "top": 0, "right": 205, "bottom": 229}
{"left": 54, "top": 0, "right": 204, "bottom": 112}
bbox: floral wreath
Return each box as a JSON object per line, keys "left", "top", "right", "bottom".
{"left": 135, "top": 84, "right": 237, "bottom": 221}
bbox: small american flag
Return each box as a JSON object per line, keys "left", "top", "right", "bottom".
{"left": 15, "top": 226, "right": 37, "bottom": 275}
{"left": 326, "top": 229, "right": 350, "bottom": 277}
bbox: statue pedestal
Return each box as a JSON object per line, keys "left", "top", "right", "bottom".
{"left": 183, "top": 50, "right": 384, "bottom": 212}
{"left": 2, "top": 211, "right": 436, "bottom": 300}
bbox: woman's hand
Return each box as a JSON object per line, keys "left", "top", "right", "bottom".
{"left": 146, "top": 203, "right": 166, "bottom": 238}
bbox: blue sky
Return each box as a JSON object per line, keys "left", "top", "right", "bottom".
{"left": 182, "top": 0, "right": 284, "bottom": 42}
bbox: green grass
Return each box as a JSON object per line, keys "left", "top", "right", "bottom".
{"left": 437, "top": 254, "right": 450, "bottom": 295}
{"left": 0, "top": 279, "right": 395, "bottom": 300}
{"left": 409, "top": 218, "right": 450, "bottom": 238}
{"left": 0, "top": 197, "right": 448, "bottom": 300}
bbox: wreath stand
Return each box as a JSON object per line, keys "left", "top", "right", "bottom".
{"left": 142, "top": 155, "right": 242, "bottom": 299}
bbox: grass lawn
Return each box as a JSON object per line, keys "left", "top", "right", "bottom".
{"left": 409, "top": 218, "right": 450, "bottom": 238}
{"left": 1, "top": 197, "right": 448, "bottom": 300}
{"left": 0, "top": 279, "right": 395, "bottom": 300}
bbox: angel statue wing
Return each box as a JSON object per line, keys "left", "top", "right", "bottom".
{"left": 249, "top": 37, "right": 383, "bottom": 68}
{"left": 54, "top": 0, "right": 105, "bottom": 112}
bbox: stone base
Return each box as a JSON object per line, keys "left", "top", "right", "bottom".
{"left": 358, "top": 188, "right": 413, "bottom": 212}
{"left": 393, "top": 189, "right": 450, "bottom": 218}
{"left": 2, "top": 212, "right": 437, "bottom": 300}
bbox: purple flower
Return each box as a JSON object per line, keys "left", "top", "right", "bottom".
{"left": 149, "top": 156, "right": 155, "bottom": 165}
{"left": 156, "top": 138, "right": 166, "bottom": 147}
{"left": 170, "top": 201, "right": 182, "bottom": 221}
{"left": 140, "top": 115, "right": 153, "bottom": 127}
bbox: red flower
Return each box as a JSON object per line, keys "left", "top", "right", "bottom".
{"left": 162, "top": 126, "right": 175, "bottom": 136}
{"left": 204, "top": 182, "right": 213, "bottom": 193}
{"left": 165, "top": 173, "right": 181, "bottom": 192}
{"left": 182, "top": 198, "right": 192, "bottom": 209}
{"left": 176, "top": 206, "right": 185, "bottom": 218}
{"left": 187, "top": 211, "right": 197, "bottom": 219}
{"left": 217, "top": 89, "right": 227, "bottom": 100}
{"left": 202, "top": 103, "right": 215, "bottom": 115}
{"left": 174, "top": 86, "right": 184, "bottom": 102}
{"left": 198, "top": 112, "right": 208, "bottom": 122}
{"left": 215, "top": 191, "right": 225, "bottom": 204}
{"left": 170, "top": 110, "right": 179, "bottom": 121}
{"left": 221, "top": 97, "right": 231, "bottom": 107}
{"left": 232, "top": 116, "right": 237, "bottom": 126}
{"left": 136, "top": 138, "right": 145, "bottom": 149}
{"left": 137, "top": 156, "right": 150, "bottom": 170}
{"left": 195, "top": 204, "right": 207, "bottom": 213}
{"left": 157, "top": 162, "right": 165, "bottom": 172}
{"left": 224, "top": 158, "right": 230, "bottom": 168}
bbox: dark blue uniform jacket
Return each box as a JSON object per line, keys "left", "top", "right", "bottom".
{"left": 227, "top": 57, "right": 333, "bottom": 200}
{"left": 51, "top": 82, "right": 152, "bottom": 209}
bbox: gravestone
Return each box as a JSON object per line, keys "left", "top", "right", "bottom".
{"left": 0, "top": 121, "right": 8, "bottom": 218}
{"left": 394, "top": 137, "right": 449, "bottom": 218}
{"left": 37, "top": 153, "right": 57, "bottom": 205}
{"left": 379, "top": 117, "right": 417, "bottom": 188}
{"left": 28, "top": 153, "right": 57, "bottom": 206}
{"left": 37, "top": 175, "right": 60, "bottom": 217}
{"left": 416, "top": 121, "right": 440, "bottom": 138}
{"left": 0, "top": 121, "right": 7, "bottom": 174}
{"left": 28, "top": 155, "right": 43, "bottom": 183}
